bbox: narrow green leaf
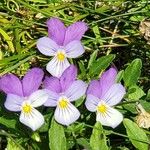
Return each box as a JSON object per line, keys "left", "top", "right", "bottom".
{"left": 87, "top": 50, "right": 98, "bottom": 69}
{"left": 116, "top": 70, "right": 124, "bottom": 83}
{"left": 123, "top": 119, "right": 149, "bottom": 150}
{"left": 77, "top": 138, "right": 91, "bottom": 150}
{"left": 49, "top": 118, "right": 67, "bottom": 150}
{"left": 123, "top": 59, "right": 142, "bottom": 87}
{"left": 0, "top": 117, "right": 16, "bottom": 129}
{"left": 89, "top": 54, "right": 115, "bottom": 76}
{"left": 90, "top": 122, "right": 108, "bottom": 150}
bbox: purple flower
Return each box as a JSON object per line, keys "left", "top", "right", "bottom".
{"left": 0, "top": 68, "right": 49, "bottom": 131}
{"left": 43, "top": 65, "right": 87, "bottom": 126}
{"left": 37, "top": 18, "right": 88, "bottom": 78}
{"left": 85, "top": 68, "right": 126, "bottom": 128}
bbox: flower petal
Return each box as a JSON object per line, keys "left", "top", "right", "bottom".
{"left": 60, "top": 65, "right": 77, "bottom": 92}
{"left": 29, "top": 89, "right": 49, "bottom": 107}
{"left": 4, "top": 94, "right": 23, "bottom": 111}
{"left": 44, "top": 90, "right": 59, "bottom": 107}
{"left": 20, "top": 108, "right": 44, "bottom": 131}
{"left": 43, "top": 76, "right": 61, "bottom": 93}
{"left": 85, "top": 94, "right": 99, "bottom": 112}
{"left": 46, "top": 56, "right": 70, "bottom": 78}
{"left": 37, "top": 37, "right": 59, "bottom": 56}
{"left": 87, "top": 80, "right": 102, "bottom": 98}
{"left": 64, "top": 80, "right": 87, "bottom": 101}
{"left": 63, "top": 22, "right": 88, "bottom": 45}
{"left": 47, "top": 18, "right": 66, "bottom": 45}
{"left": 0, "top": 74, "right": 23, "bottom": 96}
{"left": 54, "top": 102, "right": 80, "bottom": 126}
{"left": 65, "top": 40, "right": 85, "bottom": 58}
{"left": 22, "top": 68, "right": 44, "bottom": 97}
{"left": 96, "top": 106, "right": 123, "bottom": 128}
{"left": 99, "top": 68, "right": 117, "bottom": 98}
{"left": 102, "top": 83, "right": 126, "bottom": 106}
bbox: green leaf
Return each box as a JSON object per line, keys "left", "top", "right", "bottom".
{"left": 0, "top": 117, "right": 16, "bottom": 129}
{"left": 123, "top": 119, "right": 149, "bottom": 150}
{"left": 123, "top": 59, "right": 142, "bottom": 87}
{"left": 49, "top": 118, "right": 67, "bottom": 150}
{"left": 128, "top": 85, "right": 145, "bottom": 100}
{"left": 88, "top": 50, "right": 98, "bottom": 69}
{"left": 89, "top": 54, "right": 115, "bottom": 77}
{"left": 116, "top": 70, "right": 124, "bottom": 83}
{"left": 77, "top": 138, "right": 91, "bottom": 150}
{"left": 90, "top": 122, "right": 108, "bottom": 150}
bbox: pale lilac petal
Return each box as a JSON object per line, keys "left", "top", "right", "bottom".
{"left": 99, "top": 68, "right": 117, "bottom": 98}
{"left": 54, "top": 102, "right": 80, "bottom": 126}
{"left": 96, "top": 106, "right": 123, "bottom": 128}
{"left": 63, "top": 22, "right": 88, "bottom": 45}
{"left": 37, "top": 37, "right": 59, "bottom": 56}
{"left": 0, "top": 74, "right": 23, "bottom": 96}
{"left": 28, "top": 89, "right": 49, "bottom": 107}
{"left": 85, "top": 94, "right": 100, "bottom": 112}
{"left": 22, "top": 68, "right": 44, "bottom": 97}
{"left": 60, "top": 65, "right": 77, "bottom": 92}
{"left": 65, "top": 40, "right": 84, "bottom": 58}
{"left": 46, "top": 56, "right": 70, "bottom": 78}
{"left": 102, "top": 83, "right": 126, "bottom": 106}
{"left": 47, "top": 18, "right": 66, "bottom": 45}
{"left": 64, "top": 80, "right": 87, "bottom": 101}
{"left": 44, "top": 90, "right": 59, "bottom": 107}
{"left": 43, "top": 76, "right": 61, "bottom": 93}
{"left": 20, "top": 108, "right": 44, "bottom": 131}
{"left": 4, "top": 94, "right": 23, "bottom": 111}
{"left": 87, "top": 80, "right": 102, "bottom": 98}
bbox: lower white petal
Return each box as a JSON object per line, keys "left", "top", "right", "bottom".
{"left": 85, "top": 94, "right": 99, "bottom": 112}
{"left": 20, "top": 108, "right": 44, "bottom": 131}
{"left": 96, "top": 106, "right": 123, "bottom": 128}
{"left": 29, "top": 89, "right": 49, "bottom": 107}
{"left": 54, "top": 102, "right": 80, "bottom": 126}
{"left": 4, "top": 94, "right": 23, "bottom": 111}
{"left": 46, "top": 56, "right": 70, "bottom": 78}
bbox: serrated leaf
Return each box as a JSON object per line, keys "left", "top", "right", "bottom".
{"left": 123, "top": 59, "right": 142, "bottom": 87}
{"left": 123, "top": 119, "right": 149, "bottom": 150}
{"left": 90, "top": 122, "right": 108, "bottom": 150}
{"left": 128, "top": 85, "right": 145, "bottom": 100}
{"left": 49, "top": 118, "right": 67, "bottom": 150}
{"left": 89, "top": 54, "right": 115, "bottom": 76}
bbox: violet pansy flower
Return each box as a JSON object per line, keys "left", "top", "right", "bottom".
{"left": 85, "top": 68, "right": 126, "bottom": 128}
{"left": 37, "top": 18, "right": 88, "bottom": 78}
{"left": 0, "top": 68, "right": 48, "bottom": 131}
{"left": 43, "top": 65, "right": 87, "bottom": 126}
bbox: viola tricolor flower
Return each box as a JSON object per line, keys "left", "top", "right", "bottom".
{"left": 43, "top": 65, "right": 87, "bottom": 126}
{"left": 37, "top": 18, "right": 88, "bottom": 78}
{"left": 0, "top": 68, "right": 48, "bottom": 131}
{"left": 85, "top": 68, "right": 126, "bottom": 128}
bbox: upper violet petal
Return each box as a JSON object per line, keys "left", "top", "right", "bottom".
{"left": 60, "top": 65, "right": 77, "bottom": 92}
{"left": 47, "top": 18, "right": 66, "bottom": 46}
{"left": 99, "top": 68, "right": 117, "bottom": 98}
{"left": 87, "top": 80, "right": 102, "bottom": 98}
{"left": 22, "top": 68, "right": 44, "bottom": 97}
{"left": 43, "top": 76, "right": 61, "bottom": 93}
{"left": 0, "top": 74, "right": 23, "bottom": 96}
{"left": 63, "top": 21, "right": 88, "bottom": 45}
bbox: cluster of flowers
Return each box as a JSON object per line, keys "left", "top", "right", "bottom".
{"left": 0, "top": 18, "right": 126, "bottom": 131}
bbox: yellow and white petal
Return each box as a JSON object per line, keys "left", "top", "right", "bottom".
{"left": 28, "top": 89, "right": 49, "bottom": 107}
{"left": 20, "top": 108, "right": 44, "bottom": 131}
{"left": 96, "top": 103, "right": 123, "bottom": 128}
{"left": 46, "top": 56, "right": 70, "bottom": 78}
{"left": 54, "top": 101, "right": 80, "bottom": 126}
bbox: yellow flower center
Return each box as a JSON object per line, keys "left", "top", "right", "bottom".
{"left": 22, "top": 103, "right": 32, "bottom": 113}
{"left": 97, "top": 104, "right": 107, "bottom": 114}
{"left": 58, "top": 98, "right": 68, "bottom": 109}
{"left": 57, "top": 52, "right": 65, "bottom": 61}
